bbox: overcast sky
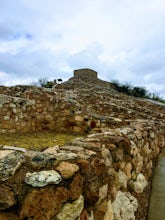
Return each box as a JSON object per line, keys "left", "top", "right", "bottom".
{"left": 0, "top": 0, "right": 165, "bottom": 98}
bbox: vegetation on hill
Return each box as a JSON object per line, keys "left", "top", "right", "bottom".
{"left": 38, "top": 78, "right": 55, "bottom": 88}
{"left": 111, "top": 80, "right": 165, "bottom": 103}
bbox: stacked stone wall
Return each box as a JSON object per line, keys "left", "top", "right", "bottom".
{"left": 0, "top": 91, "right": 117, "bottom": 134}
{"left": 0, "top": 73, "right": 165, "bottom": 219}
{"left": 0, "top": 120, "right": 164, "bottom": 220}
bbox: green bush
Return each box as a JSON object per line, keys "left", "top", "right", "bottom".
{"left": 39, "top": 78, "right": 55, "bottom": 88}
{"left": 111, "top": 80, "right": 165, "bottom": 103}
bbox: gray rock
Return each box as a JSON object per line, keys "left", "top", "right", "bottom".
{"left": 31, "top": 152, "right": 57, "bottom": 168}
{"left": 0, "top": 150, "right": 25, "bottom": 181}
{"left": 54, "top": 152, "right": 77, "bottom": 160}
{"left": 56, "top": 195, "right": 84, "bottom": 220}
{"left": 2, "top": 145, "right": 27, "bottom": 152}
{"left": 25, "top": 170, "right": 62, "bottom": 187}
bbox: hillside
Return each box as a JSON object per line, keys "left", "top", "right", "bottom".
{"left": 0, "top": 68, "right": 165, "bottom": 220}
{"left": 0, "top": 68, "right": 164, "bottom": 134}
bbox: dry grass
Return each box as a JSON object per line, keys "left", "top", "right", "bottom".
{"left": 0, "top": 131, "right": 82, "bottom": 151}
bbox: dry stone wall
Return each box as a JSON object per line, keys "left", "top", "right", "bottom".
{"left": 0, "top": 69, "right": 165, "bottom": 219}
{"left": 0, "top": 120, "right": 164, "bottom": 220}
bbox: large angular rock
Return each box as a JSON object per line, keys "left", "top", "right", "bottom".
{"left": 55, "top": 152, "right": 77, "bottom": 160}
{"left": 20, "top": 187, "right": 70, "bottom": 220}
{"left": 0, "top": 150, "right": 25, "bottom": 181}
{"left": 56, "top": 195, "right": 84, "bottom": 220}
{"left": 25, "top": 170, "right": 62, "bottom": 187}
{"left": 31, "top": 153, "right": 57, "bottom": 168}
{"left": 133, "top": 173, "right": 147, "bottom": 193}
{"left": 112, "top": 191, "right": 138, "bottom": 220}
{"left": 103, "top": 200, "right": 113, "bottom": 220}
{"left": 69, "top": 174, "right": 83, "bottom": 200}
{"left": 0, "top": 186, "right": 16, "bottom": 210}
{"left": 56, "top": 161, "right": 79, "bottom": 179}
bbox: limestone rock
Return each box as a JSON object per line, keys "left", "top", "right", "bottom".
{"left": 124, "top": 162, "right": 132, "bottom": 179}
{"left": 134, "top": 173, "right": 147, "bottom": 193}
{"left": 55, "top": 152, "right": 77, "bottom": 160}
{"left": 56, "top": 161, "right": 79, "bottom": 179}
{"left": 56, "top": 195, "right": 84, "bottom": 220}
{"left": 31, "top": 153, "right": 57, "bottom": 168}
{"left": 98, "top": 184, "right": 108, "bottom": 203}
{"left": 2, "top": 145, "right": 27, "bottom": 152}
{"left": 103, "top": 200, "right": 113, "bottom": 220}
{"left": 0, "top": 186, "right": 16, "bottom": 210}
{"left": 0, "top": 150, "right": 25, "bottom": 181}
{"left": 20, "top": 187, "right": 70, "bottom": 220}
{"left": 25, "top": 170, "right": 62, "bottom": 187}
{"left": 43, "top": 145, "right": 60, "bottom": 154}
{"left": 101, "top": 147, "right": 112, "bottom": 167}
{"left": 118, "top": 170, "right": 128, "bottom": 189}
{"left": 112, "top": 191, "right": 138, "bottom": 220}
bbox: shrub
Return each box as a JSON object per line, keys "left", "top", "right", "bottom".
{"left": 111, "top": 80, "right": 165, "bottom": 103}
{"left": 39, "top": 78, "right": 54, "bottom": 88}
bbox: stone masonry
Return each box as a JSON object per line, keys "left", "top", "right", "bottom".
{"left": 0, "top": 69, "right": 165, "bottom": 220}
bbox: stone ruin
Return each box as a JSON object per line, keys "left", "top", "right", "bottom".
{"left": 0, "top": 68, "right": 165, "bottom": 220}
{"left": 74, "top": 68, "right": 98, "bottom": 79}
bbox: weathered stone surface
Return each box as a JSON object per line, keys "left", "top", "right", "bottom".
{"left": 117, "top": 170, "right": 128, "bottom": 189}
{"left": 69, "top": 174, "right": 84, "bottom": 200}
{"left": 112, "top": 191, "right": 138, "bottom": 220}
{"left": 2, "top": 145, "right": 27, "bottom": 152}
{"left": 101, "top": 147, "right": 112, "bottom": 167}
{"left": 31, "top": 152, "right": 57, "bottom": 168}
{"left": 0, "top": 212, "right": 19, "bottom": 220}
{"left": 56, "top": 195, "right": 84, "bottom": 220}
{"left": 20, "top": 186, "right": 71, "bottom": 220}
{"left": 94, "top": 200, "right": 108, "bottom": 220}
{"left": 103, "top": 200, "right": 113, "bottom": 220}
{"left": 0, "top": 150, "right": 25, "bottom": 181}
{"left": 0, "top": 186, "right": 16, "bottom": 210}
{"left": 134, "top": 173, "right": 147, "bottom": 193}
{"left": 25, "top": 170, "right": 62, "bottom": 187}
{"left": 98, "top": 184, "right": 108, "bottom": 203}
{"left": 43, "top": 145, "right": 60, "bottom": 154}
{"left": 124, "top": 162, "right": 132, "bottom": 179}
{"left": 55, "top": 152, "right": 77, "bottom": 160}
{"left": 0, "top": 70, "right": 164, "bottom": 220}
{"left": 56, "top": 161, "right": 79, "bottom": 179}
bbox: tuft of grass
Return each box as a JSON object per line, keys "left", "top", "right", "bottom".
{"left": 0, "top": 131, "right": 82, "bottom": 151}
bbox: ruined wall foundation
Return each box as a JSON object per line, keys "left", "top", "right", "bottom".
{"left": 0, "top": 120, "right": 164, "bottom": 220}
{"left": 0, "top": 69, "right": 165, "bottom": 219}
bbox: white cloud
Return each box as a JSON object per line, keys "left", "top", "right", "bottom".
{"left": 0, "top": 0, "right": 165, "bottom": 98}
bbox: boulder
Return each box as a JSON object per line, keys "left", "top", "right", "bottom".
{"left": 0, "top": 186, "right": 16, "bottom": 210}
{"left": 134, "top": 173, "right": 147, "bottom": 193}
{"left": 112, "top": 191, "right": 138, "bottom": 220}
{"left": 20, "top": 186, "right": 70, "bottom": 220}
{"left": 25, "top": 170, "right": 62, "bottom": 187}
{"left": 0, "top": 150, "right": 25, "bottom": 181}
{"left": 56, "top": 161, "right": 79, "bottom": 179}
{"left": 56, "top": 195, "right": 84, "bottom": 220}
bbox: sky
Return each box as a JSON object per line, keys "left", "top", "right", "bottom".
{"left": 0, "top": 0, "right": 165, "bottom": 98}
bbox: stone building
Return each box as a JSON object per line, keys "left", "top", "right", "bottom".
{"left": 74, "top": 68, "right": 98, "bottom": 79}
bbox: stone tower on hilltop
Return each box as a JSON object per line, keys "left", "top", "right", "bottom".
{"left": 74, "top": 68, "right": 98, "bottom": 79}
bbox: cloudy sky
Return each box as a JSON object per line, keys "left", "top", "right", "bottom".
{"left": 0, "top": 0, "right": 165, "bottom": 98}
